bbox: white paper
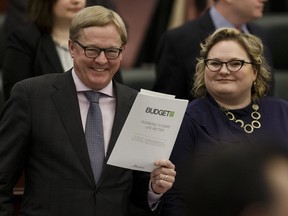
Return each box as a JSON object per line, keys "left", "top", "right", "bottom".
{"left": 107, "top": 89, "right": 188, "bottom": 172}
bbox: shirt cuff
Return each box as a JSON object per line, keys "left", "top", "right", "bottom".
{"left": 147, "top": 180, "right": 163, "bottom": 210}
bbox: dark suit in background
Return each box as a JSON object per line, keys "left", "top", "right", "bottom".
{"left": 2, "top": 23, "right": 63, "bottom": 100}
{"left": 3, "top": 0, "right": 27, "bottom": 38}
{"left": 153, "top": 9, "right": 274, "bottom": 101}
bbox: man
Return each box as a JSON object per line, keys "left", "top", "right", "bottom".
{"left": 153, "top": 0, "right": 273, "bottom": 101}
{"left": 0, "top": 6, "right": 176, "bottom": 216}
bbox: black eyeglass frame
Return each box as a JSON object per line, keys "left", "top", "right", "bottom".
{"left": 204, "top": 59, "right": 255, "bottom": 72}
{"left": 74, "top": 40, "right": 123, "bottom": 60}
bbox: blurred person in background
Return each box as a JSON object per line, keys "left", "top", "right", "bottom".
{"left": 137, "top": 0, "right": 212, "bottom": 67}
{"left": 153, "top": 0, "right": 273, "bottom": 101}
{"left": 2, "top": 0, "right": 122, "bottom": 100}
{"left": 2, "top": 0, "right": 116, "bottom": 38}
{"left": 179, "top": 141, "right": 288, "bottom": 216}
{"left": 3, "top": 0, "right": 27, "bottom": 39}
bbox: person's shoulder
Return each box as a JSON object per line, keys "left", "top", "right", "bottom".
{"left": 246, "top": 22, "right": 268, "bottom": 36}
{"left": 187, "top": 96, "right": 211, "bottom": 107}
{"left": 261, "top": 96, "right": 288, "bottom": 109}
{"left": 9, "top": 22, "right": 41, "bottom": 37}
{"left": 261, "top": 96, "right": 288, "bottom": 102}
{"left": 162, "top": 11, "right": 213, "bottom": 38}
{"left": 10, "top": 73, "right": 69, "bottom": 99}
{"left": 20, "top": 72, "right": 66, "bottom": 86}
{"left": 186, "top": 97, "right": 212, "bottom": 115}
{"left": 7, "top": 22, "right": 42, "bottom": 46}
{"left": 247, "top": 21, "right": 265, "bottom": 30}
{"left": 114, "top": 81, "right": 138, "bottom": 98}
{"left": 187, "top": 98, "right": 203, "bottom": 108}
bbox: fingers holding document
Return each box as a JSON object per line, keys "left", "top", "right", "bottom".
{"left": 150, "top": 159, "right": 176, "bottom": 194}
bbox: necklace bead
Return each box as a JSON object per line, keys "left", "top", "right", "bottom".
{"left": 222, "top": 102, "right": 261, "bottom": 134}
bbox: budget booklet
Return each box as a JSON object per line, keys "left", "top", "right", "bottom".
{"left": 107, "top": 89, "right": 188, "bottom": 172}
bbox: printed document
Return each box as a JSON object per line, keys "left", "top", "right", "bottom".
{"left": 107, "top": 89, "right": 188, "bottom": 172}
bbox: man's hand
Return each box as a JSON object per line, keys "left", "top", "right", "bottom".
{"left": 150, "top": 160, "right": 176, "bottom": 194}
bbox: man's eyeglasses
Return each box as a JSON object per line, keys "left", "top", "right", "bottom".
{"left": 74, "top": 41, "right": 122, "bottom": 60}
{"left": 204, "top": 59, "right": 255, "bottom": 72}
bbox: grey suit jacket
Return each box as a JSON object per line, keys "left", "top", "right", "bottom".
{"left": 0, "top": 71, "right": 150, "bottom": 216}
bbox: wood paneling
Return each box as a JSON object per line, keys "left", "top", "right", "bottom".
{"left": 111, "top": 0, "right": 158, "bottom": 68}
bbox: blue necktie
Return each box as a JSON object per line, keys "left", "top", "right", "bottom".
{"left": 84, "top": 91, "right": 105, "bottom": 184}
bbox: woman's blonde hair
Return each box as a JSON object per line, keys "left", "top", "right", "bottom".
{"left": 69, "top": 6, "right": 127, "bottom": 46}
{"left": 192, "top": 28, "right": 271, "bottom": 101}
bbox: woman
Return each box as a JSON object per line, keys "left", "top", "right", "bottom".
{"left": 2, "top": 0, "right": 122, "bottom": 100}
{"left": 161, "top": 28, "right": 288, "bottom": 216}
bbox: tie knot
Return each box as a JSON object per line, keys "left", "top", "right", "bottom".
{"left": 84, "top": 91, "right": 100, "bottom": 103}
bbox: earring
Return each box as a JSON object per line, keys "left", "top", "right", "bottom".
{"left": 253, "top": 81, "right": 257, "bottom": 91}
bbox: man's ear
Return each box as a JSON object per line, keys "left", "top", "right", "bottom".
{"left": 68, "top": 40, "right": 75, "bottom": 58}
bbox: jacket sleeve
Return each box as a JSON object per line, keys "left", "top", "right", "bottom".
{"left": 0, "top": 82, "right": 31, "bottom": 215}
{"left": 2, "top": 24, "right": 40, "bottom": 100}
{"left": 153, "top": 31, "right": 189, "bottom": 100}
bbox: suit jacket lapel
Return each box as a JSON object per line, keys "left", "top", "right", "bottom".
{"left": 51, "top": 71, "right": 95, "bottom": 184}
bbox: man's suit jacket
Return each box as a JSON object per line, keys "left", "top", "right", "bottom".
{"left": 2, "top": 23, "right": 123, "bottom": 100}
{"left": 153, "top": 10, "right": 273, "bottom": 101}
{"left": 0, "top": 71, "right": 150, "bottom": 216}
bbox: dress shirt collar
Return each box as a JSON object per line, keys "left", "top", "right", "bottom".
{"left": 209, "top": 6, "right": 249, "bottom": 33}
{"left": 72, "top": 69, "right": 115, "bottom": 98}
